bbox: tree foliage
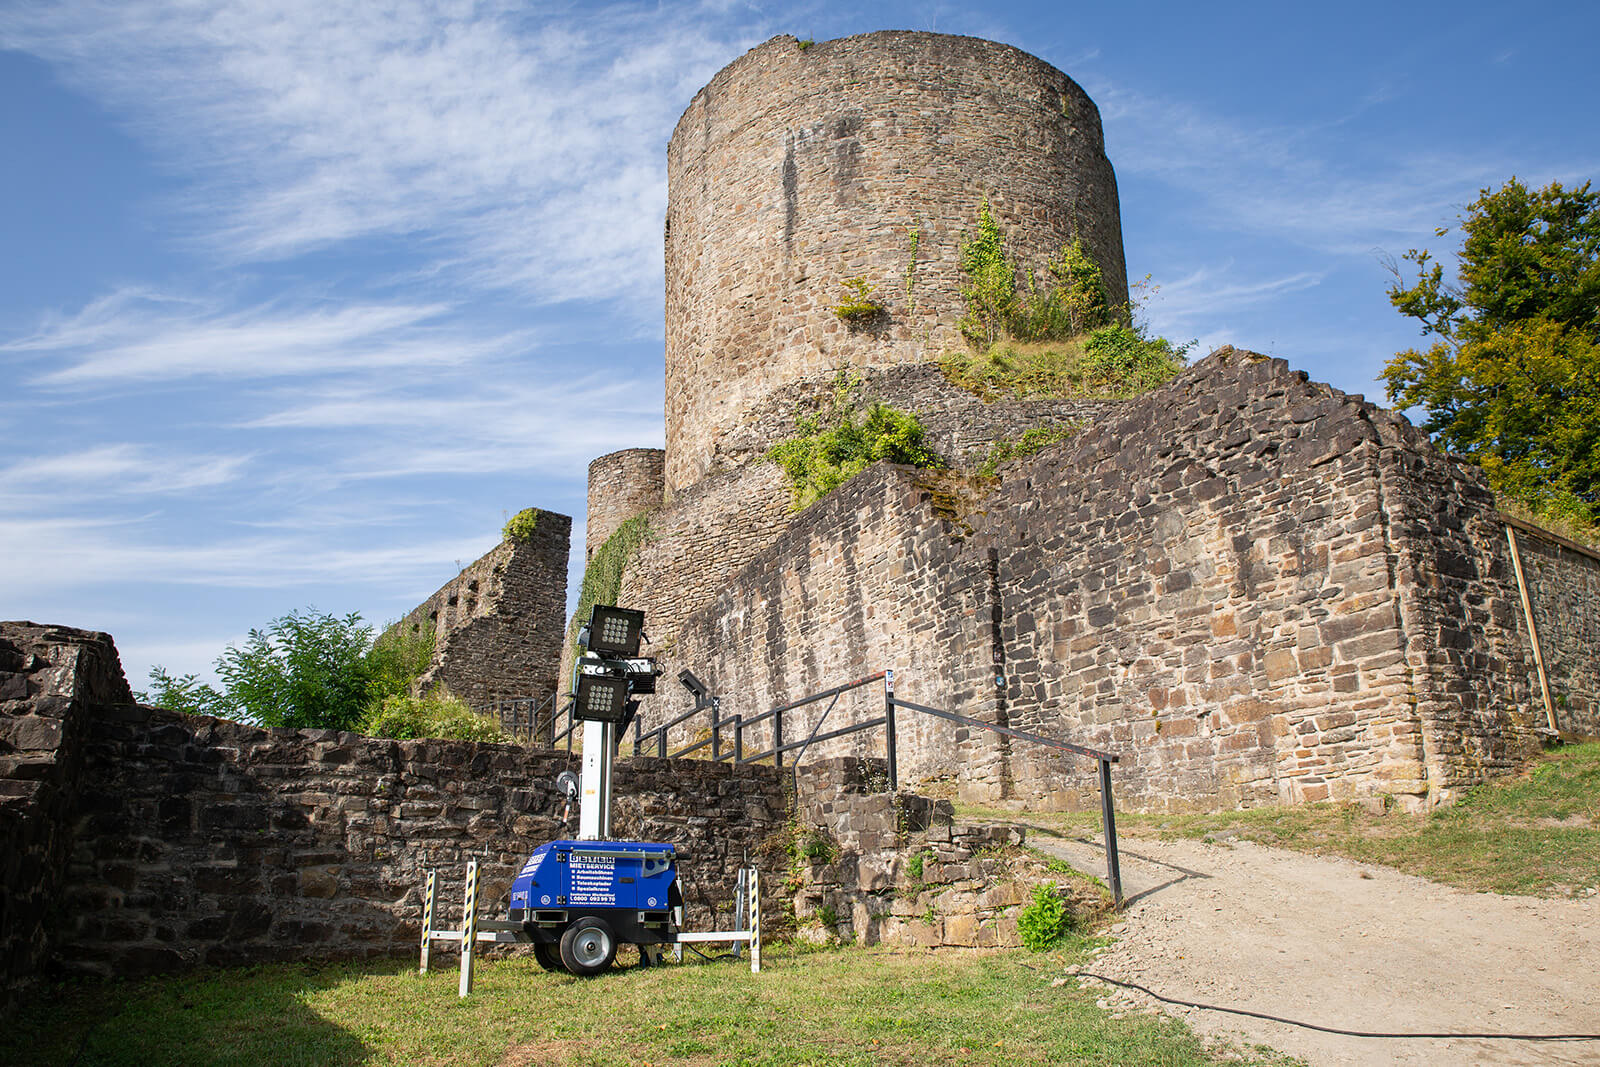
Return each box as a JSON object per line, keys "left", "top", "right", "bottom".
{"left": 1382, "top": 178, "right": 1600, "bottom": 525}
{"left": 139, "top": 608, "right": 438, "bottom": 733}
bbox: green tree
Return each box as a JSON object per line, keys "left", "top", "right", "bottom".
{"left": 216, "top": 609, "right": 376, "bottom": 730}
{"left": 141, "top": 607, "right": 433, "bottom": 731}
{"left": 1382, "top": 178, "right": 1600, "bottom": 525}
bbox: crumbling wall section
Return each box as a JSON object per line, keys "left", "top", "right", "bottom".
{"left": 398, "top": 510, "right": 571, "bottom": 706}
{"left": 0, "top": 624, "right": 130, "bottom": 1012}
{"left": 0, "top": 623, "right": 789, "bottom": 992}
{"left": 649, "top": 350, "right": 1579, "bottom": 812}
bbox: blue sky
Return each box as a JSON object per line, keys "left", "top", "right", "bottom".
{"left": 3, "top": 1, "right": 1596, "bottom": 691}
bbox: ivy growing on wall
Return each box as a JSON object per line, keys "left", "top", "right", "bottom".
{"left": 568, "top": 513, "right": 653, "bottom": 655}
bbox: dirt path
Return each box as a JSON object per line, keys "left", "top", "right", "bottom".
{"left": 1031, "top": 832, "right": 1600, "bottom": 1065}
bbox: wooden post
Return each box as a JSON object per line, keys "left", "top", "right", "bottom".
{"left": 458, "top": 859, "right": 479, "bottom": 998}
{"left": 1506, "top": 525, "right": 1558, "bottom": 732}
{"left": 419, "top": 869, "right": 437, "bottom": 973}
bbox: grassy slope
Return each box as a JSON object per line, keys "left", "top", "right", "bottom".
{"left": 970, "top": 741, "right": 1600, "bottom": 897}
{"left": 3, "top": 940, "right": 1294, "bottom": 1067}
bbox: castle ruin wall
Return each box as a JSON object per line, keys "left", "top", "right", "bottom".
{"left": 0, "top": 624, "right": 788, "bottom": 997}
{"left": 637, "top": 350, "right": 1586, "bottom": 812}
{"left": 664, "top": 31, "right": 1127, "bottom": 493}
{"left": 396, "top": 510, "right": 570, "bottom": 707}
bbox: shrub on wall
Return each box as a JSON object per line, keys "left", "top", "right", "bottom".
{"left": 1017, "top": 881, "right": 1071, "bottom": 951}
{"left": 361, "top": 691, "right": 514, "bottom": 743}
{"left": 767, "top": 371, "right": 943, "bottom": 509}
{"left": 502, "top": 507, "right": 541, "bottom": 541}
{"left": 945, "top": 200, "right": 1189, "bottom": 400}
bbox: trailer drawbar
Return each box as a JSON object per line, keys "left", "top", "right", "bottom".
{"left": 419, "top": 605, "right": 761, "bottom": 991}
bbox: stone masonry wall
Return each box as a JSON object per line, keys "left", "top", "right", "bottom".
{"left": 586, "top": 449, "right": 665, "bottom": 561}
{"left": 691, "top": 361, "right": 1116, "bottom": 484}
{"left": 788, "top": 758, "right": 1107, "bottom": 948}
{"left": 0, "top": 623, "right": 790, "bottom": 996}
{"left": 1513, "top": 524, "right": 1600, "bottom": 737}
{"left": 398, "top": 510, "right": 570, "bottom": 706}
{"left": 644, "top": 349, "right": 1584, "bottom": 813}
{"left": 664, "top": 31, "right": 1127, "bottom": 493}
{"left": 0, "top": 624, "right": 131, "bottom": 1012}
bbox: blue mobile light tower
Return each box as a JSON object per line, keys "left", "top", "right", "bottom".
{"left": 420, "top": 604, "right": 761, "bottom": 988}
{"left": 506, "top": 604, "right": 683, "bottom": 975}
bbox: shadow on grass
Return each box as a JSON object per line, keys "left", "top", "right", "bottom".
{"left": 1, "top": 958, "right": 399, "bottom": 1067}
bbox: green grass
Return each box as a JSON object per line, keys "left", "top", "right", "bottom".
{"left": 967, "top": 742, "right": 1600, "bottom": 897}
{"left": 3, "top": 940, "right": 1288, "bottom": 1066}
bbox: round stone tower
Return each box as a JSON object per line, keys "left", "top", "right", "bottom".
{"left": 586, "top": 448, "right": 665, "bottom": 560}
{"left": 664, "top": 31, "right": 1128, "bottom": 493}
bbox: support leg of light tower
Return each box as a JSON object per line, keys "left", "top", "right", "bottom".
{"left": 579, "top": 719, "right": 614, "bottom": 840}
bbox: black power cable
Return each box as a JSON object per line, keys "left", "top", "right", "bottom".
{"left": 1075, "top": 972, "right": 1600, "bottom": 1042}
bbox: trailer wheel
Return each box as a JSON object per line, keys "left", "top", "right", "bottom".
{"left": 559, "top": 917, "right": 616, "bottom": 977}
{"left": 533, "top": 942, "right": 565, "bottom": 972}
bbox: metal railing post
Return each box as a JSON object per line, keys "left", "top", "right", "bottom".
{"left": 1098, "top": 757, "right": 1123, "bottom": 909}
{"left": 774, "top": 709, "right": 784, "bottom": 770}
{"left": 884, "top": 669, "right": 898, "bottom": 791}
{"left": 734, "top": 715, "right": 744, "bottom": 763}
{"left": 710, "top": 696, "right": 722, "bottom": 761}
{"left": 658, "top": 728, "right": 667, "bottom": 758}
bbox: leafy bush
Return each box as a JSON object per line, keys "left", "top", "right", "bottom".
{"left": 945, "top": 200, "right": 1188, "bottom": 403}
{"left": 1078, "top": 324, "right": 1191, "bottom": 396}
{"left": 215, "top": 609, "right": 377, "bottom": 731}
{"left": 361, "top": 691, "right": 514, "bottom": 743}
{"left": 365, "top": 624, "right": 434, "bottom": 704}
{"left": 767, "top": 371, "right": 943, "bottom": 509}
{"left": 502, "top": 507, "right": 541, "bottom": 541}
{"left": 1017, "top": 881, "right": 1070, "bottom": 951}
{"left": 958, "top": 199, "right": 1113, "bottom": 347}
{"left": 140, "top": 608, "right": 438, "bottom": 732}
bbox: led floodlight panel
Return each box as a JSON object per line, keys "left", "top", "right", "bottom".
{"left": 574, "top": 674, "right": 630, "bottom": 723}
{"left": 587, "top": 605, "right": 645, "bottom": 657}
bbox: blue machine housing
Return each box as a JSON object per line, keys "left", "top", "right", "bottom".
{"left": 508, "top": 839, "right": 680, "bottom": 945}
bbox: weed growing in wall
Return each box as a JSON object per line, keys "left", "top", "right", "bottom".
{"left": 361, "top": 690, "right": 515, "bottom": 743}
{"left": 568, "top": 513, "right": 652, "bottom": 655}
{"left": 501, "top": 506, "right": 541, "bottom": 541}
{"left": 832, "top": 277, "right": 885, "bottom": 325}
{"left": 977, "top": 423, "right": 1081, "bottom": 476}
{"left": 767, "top": 370, "right": 943, "bottom": 509}
{"left": 1016, "top": 882, "right": 1071, "bottom": 951}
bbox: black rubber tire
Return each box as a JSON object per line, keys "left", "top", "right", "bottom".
{"left": 533, "top": 941, "right": 565, "bottom": 973}
{"left": 559, "top": 917, "right": 617, "bottom": 977}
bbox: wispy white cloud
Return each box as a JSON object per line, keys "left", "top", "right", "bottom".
{"left": 1143, "top": 266, "right": 1326, "bottom": 326}
{"left": 2, "top": 288, "right": 523, "bottom": 386}
{"left": 0, "top": 513, "right": 496, "bottom": 596}
{"left": 1091, "top": 82, "right": 1512, "bottom": 256}
{"left": 0, "top": 444, "right": 252, "bottom": 502}
{"left": 2, "top": 1, "right": 764, "bottom": 312}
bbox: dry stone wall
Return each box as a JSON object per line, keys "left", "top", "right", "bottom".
{"left": 0, "top": 623, "right": 789, "bottom": 998}
{"left": 397, "top": 511, "right": 570, "bottom": 706}
{"left": 664, "top": 30, "right": 1127, "bottom": 492}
